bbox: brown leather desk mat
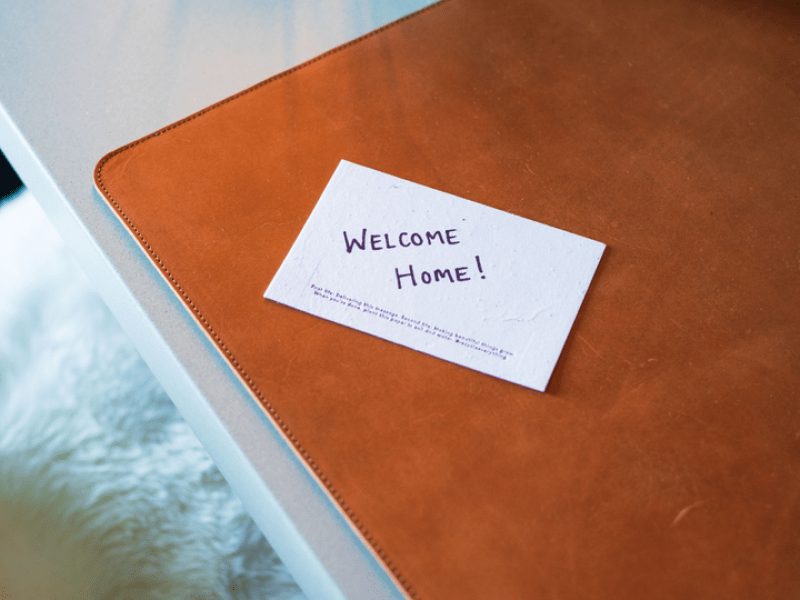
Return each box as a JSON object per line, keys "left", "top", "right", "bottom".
{"left": 95, "top": 0, "right": 800, "bottom": 598}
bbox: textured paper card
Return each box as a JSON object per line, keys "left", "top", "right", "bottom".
{"left": 265, "top": 161, "right": 604, "bottom": 392}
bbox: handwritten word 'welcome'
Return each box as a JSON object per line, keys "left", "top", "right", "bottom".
{"left": 343, "top": 229, "right": 459, "bottom": 253}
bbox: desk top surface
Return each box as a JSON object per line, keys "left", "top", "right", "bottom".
{"left": 5, "top": 2, "right": 800, "bottom": 599}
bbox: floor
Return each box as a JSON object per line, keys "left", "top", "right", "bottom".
{"left": 0, "top": 154, "right": 304, "bottom": 599}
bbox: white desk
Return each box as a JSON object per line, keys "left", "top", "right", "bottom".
{"left": 0, "top": 2, "right": 435, "bottom": 598}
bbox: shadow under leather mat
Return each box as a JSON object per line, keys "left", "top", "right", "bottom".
{"left": 95, "top": 0, "right": 800, "bottom": 598}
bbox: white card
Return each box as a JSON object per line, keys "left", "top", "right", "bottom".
{"left": 265, "top": 161, "right": 604, "bottom": 392}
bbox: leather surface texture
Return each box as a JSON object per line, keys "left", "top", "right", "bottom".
{"left": 95, "top": 0, "right": 800, "bottom": 598}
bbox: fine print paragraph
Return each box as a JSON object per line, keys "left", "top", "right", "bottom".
{"left": 310, "top": 284, "right": 514, "bottom": 361}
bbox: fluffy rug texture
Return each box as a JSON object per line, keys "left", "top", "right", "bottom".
{"left": 0, "top": 190, "right": 305, "bottom": 600}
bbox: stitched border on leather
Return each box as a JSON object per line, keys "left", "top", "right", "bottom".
{"left": 94, "top": 2, "right": 455, "bottom": 599}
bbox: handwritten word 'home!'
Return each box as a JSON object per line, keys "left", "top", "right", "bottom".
{"left": 395, "top": 256, "right": 486, "bottom": 290}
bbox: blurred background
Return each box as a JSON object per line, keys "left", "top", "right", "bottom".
{"left": 0, "top": 150, "right": 305, "bottom": 598}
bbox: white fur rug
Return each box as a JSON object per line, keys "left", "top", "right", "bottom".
{"left": 0, "top": 190, "right": 305, "bottom": 600}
